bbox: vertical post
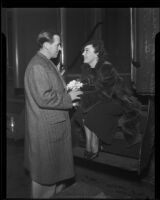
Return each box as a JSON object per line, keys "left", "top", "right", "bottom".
{"left": 12, "top": 8, "right": 20, "bottom": 88}
{"left": 136, "top": 8, "right": 158, "bottom": 94}
{"left": 6, "top": 9, "right": 9, "bottom": 69}
{"left": 60, "top": 8, "right": 66, "bottom": 69}
{"left": 130, "top": 8, "right": 137, "bottom": 87}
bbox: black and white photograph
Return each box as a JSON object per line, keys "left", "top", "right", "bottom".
{"left": 2, "top": 6, "right": 157, "bottom": 199}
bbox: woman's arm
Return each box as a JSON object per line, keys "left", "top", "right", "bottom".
{"left": 95, "top": 63, "right": 118, "bottom": 98}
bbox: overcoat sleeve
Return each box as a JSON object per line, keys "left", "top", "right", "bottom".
{"left": 27, "top": 64, "right": 72, "bottom": 110}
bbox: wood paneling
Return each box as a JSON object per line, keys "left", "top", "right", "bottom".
{"left": 134, "top": 8, "right": 159, "bottom": 94}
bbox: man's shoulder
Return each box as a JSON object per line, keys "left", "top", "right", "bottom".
{"left": 31, "top": 53, "right": 46, "bottom": 64}
{"left": 27, "top": 53, "right": 47, "bottom": 69}
{"left": 25, "top": 55, "right": 43, "bottom": 75}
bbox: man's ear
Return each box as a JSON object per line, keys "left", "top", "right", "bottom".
{"left": 43, "top": 42, "right": 49, "bottom": 50}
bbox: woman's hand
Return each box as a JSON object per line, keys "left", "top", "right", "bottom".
{"left": 68, "top": 89, "right": 83, "bottom": 102}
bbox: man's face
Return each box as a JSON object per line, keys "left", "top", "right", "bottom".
{"left": 48, "top": 35, "right": 61, "bottom": 58}
{"left": 82, "top": 44, "right": 98, "bottom": 66}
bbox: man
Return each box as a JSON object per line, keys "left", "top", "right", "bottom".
{"left": 24, "top": 29, "right": 83, "bottom": 198}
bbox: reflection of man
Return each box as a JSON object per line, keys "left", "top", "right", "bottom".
{"left": 24, "top": 29, "right": 83, "bottom": 198}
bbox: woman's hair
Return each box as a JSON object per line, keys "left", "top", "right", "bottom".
{"left": 36, "top": 29, "right": 60, "bottom": 48}
{"left": 83, "top": 40, "right": 108, "bottom": 59}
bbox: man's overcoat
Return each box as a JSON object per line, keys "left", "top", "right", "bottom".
{"left": 24, "top": 52, "right": 74, "bottom": 185}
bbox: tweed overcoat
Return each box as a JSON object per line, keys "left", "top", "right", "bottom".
{"left": 24, "top": 52, "right": 74, "bottom": 185}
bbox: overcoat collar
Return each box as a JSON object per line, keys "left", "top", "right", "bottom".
{"left": 37, "top": 51, "right": 67, "bottom": 90}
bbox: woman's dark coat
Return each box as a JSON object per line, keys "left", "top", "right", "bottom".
{"left": 74, "top": 59, "right": 142, "bottom": 145}
{"left": 24, "top": 52, "right": 74, "bottom": 185}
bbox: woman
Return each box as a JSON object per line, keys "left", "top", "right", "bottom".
{"left": 74, "top": 40, "right": 142, "bottom": 160}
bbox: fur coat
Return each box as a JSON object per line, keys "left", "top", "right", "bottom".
{"left": 80, "top": 59, "right": 143, "bottom": 146}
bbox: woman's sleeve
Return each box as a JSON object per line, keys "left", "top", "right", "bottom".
{"left": 95, "top": 64, "right": 118, "bottom": 98}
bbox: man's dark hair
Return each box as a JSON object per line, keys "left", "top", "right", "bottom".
{"left": 83, "top": 40, "right": 108, "bottom": 59}
{"left": 37, "top": 29, "right": 60, "bottom": 48}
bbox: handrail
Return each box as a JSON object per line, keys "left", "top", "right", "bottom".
{"left": 69, "top": 22, "right": 103, "bottom": 69}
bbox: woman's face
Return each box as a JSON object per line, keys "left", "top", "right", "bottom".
{"left": 82, "top": 44, "right": 98, "bottom": 68}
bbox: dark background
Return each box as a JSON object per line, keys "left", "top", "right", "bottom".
{"left": 1, "top": 5, "right": 158, "bottom": 199}
{"left": 2, "top": 7, "right": 158, "bottom": 97}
